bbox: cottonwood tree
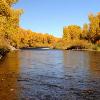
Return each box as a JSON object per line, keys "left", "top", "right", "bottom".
{"left": 88, "top": 13, "right": 100, "bottom": 43}
{"left": 63, "top": 25, "right": 82, "bottom": 40}
{"left": 0, "top": 0, "right": 22, "bottom": 47}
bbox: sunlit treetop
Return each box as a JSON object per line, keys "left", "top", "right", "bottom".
{"left": 0, "top": 0, "right": 23, "bottom": 39}
{"left": 5, "top": 0, "right": 18, "bottom": 6}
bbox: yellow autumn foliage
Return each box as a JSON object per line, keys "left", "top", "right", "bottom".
{"left": 0, "top": 0, "right": 100, "bottom": 50}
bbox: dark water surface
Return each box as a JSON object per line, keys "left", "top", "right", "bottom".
{"left": 0, "top": 50, "right": 100, "bottom": 100}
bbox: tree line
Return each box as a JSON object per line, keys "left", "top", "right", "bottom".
{"left": 0, "top": 0, "right": 100, "bottom": 50}
{"left": 62, "top": 13, "right": 100, "bottom": 50}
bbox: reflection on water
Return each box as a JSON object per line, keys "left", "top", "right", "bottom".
{"left": 19, "top": 50, "right": 64, "bottom": 77}
{"left": 0, "top": 51, "right": 20, "bottom": 100}
{"left": 0, "top": 50, "right": 100, "bottom": 100}
{"left": 63, "top": 51, "right": 90, "bottom": 77}
{"left": 89, "top": 52, "right": 100, "bottom": 77}
{"left": 63, "top": 51, "right": 100, "bottom": 94}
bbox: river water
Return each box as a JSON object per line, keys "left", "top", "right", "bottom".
{"left": 0, "top": 49, "right": 100, "bottom": 100}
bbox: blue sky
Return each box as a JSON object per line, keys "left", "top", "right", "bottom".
{"left": 14, "top": 0, "right": 100, "bottom": 37}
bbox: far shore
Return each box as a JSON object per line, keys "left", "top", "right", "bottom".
{"left": 0, "top": 47, "right": 100, "bottom": 60}
{"left": 18, "top": 47, "right": 100, "bottom": 52}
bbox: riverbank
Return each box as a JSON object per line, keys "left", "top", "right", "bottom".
{"left": 66, "top": 49, "right": 100, "bottom": 52}
{"left": 54, "top": 45, "right": 100, "bottom": 51}
{"left": 20, "top": 46, "right": 100, "bottom": 52}
{"left": 0, "top": 49, "right": 9, "bottom": 60}
{"left": 0, "top": 45, "right": 18, "bottom": 60}
{"left": 0, "top": 46, "right": 100, "bottom": 61}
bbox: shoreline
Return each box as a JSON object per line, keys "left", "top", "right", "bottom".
{"left": 0, "top": 49, "right": 9, "bottom": 60}
{"left": 20, "top": 47, "right": 100, "bottom": 52}
{"left": 0, "top": 47, "right": 100, "bottom": 60}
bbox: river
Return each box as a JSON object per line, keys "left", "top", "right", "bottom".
{"left": 0, "top": 49, "right": 100, "bottom": 100}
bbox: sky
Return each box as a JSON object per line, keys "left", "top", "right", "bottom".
{"left": 14, "top": 0, "right": 100, "bottom": 37}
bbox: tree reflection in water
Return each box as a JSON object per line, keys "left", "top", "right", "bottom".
{"left": 0, "top": 50, "right": 100, "bottom": 100}
{"left": 0, "top": 51, "right": 20, "bottom": 100}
